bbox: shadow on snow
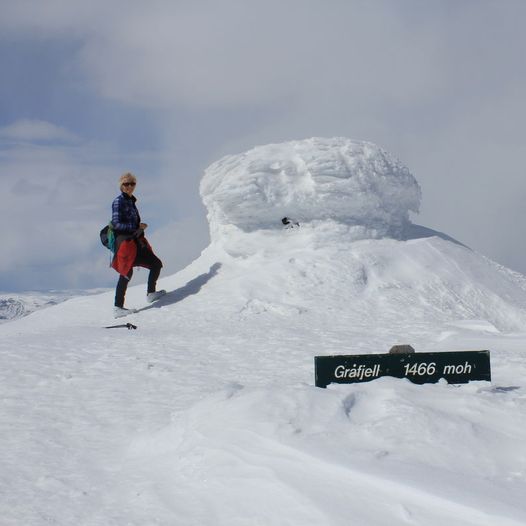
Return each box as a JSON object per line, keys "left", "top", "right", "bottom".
{"left": 137, "top": 262, "right": 222, "bottom": 312}
{"left": 402, "top": 223, "right": 468, "bottom": 248}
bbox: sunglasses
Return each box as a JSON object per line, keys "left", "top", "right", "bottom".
{"left": 122, "top": 182, "right": 136, "bottom": 187}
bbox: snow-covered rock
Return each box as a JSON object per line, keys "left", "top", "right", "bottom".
{"left": 200, "top": 137, "right": 421, "bottom": 240}
{"left": 0, "top": 298, "right": 29, "bottom": 322}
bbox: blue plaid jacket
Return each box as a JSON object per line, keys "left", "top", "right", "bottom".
{"left": 111, "top": 193, "right": 141, "bottom": 234}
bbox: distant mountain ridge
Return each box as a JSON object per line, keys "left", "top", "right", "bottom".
{"left": 0, "top": 290, "right": 107, "bottom": 324}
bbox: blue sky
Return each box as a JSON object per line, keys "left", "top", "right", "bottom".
{"left": 1, "top": 0, "right": 526, "bottom": 291}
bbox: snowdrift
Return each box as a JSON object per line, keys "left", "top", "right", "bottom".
{"left": 1, "top": 137, "right": 526, "bottom": 525}
{"left": 127, "top": 381, "right": 526, "bottom": 526}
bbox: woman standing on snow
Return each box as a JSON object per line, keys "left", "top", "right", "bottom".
{"left": 111, "top": 172, "right": 165, "bottom": 318}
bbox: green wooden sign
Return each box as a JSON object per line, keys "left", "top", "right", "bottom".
{"left": 315, "top": 350, "right": 491, "bottom": 388}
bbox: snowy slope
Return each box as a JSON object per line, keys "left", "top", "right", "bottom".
{"left": 1, "top": 138, "right": 526, "bottom": 525}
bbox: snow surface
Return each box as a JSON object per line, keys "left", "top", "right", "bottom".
{"left": 2, "top": 138, "right": 526, "bottom": 525}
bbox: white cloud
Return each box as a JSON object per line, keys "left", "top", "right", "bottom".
{"left": 0, "top": 119, "right": 79, "bottom": 143}
{"left": 75, "top": 1, "right": 452, "bottom": 110}
{"left": 0, "top": 139, "right": 111, "bottom": 274}
{"left": 0, "top": 1, "right": 455, "bottom": 109}
{"left": 2, "top": 1, "right": 524, "bottom": 117}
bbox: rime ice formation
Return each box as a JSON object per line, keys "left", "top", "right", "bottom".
{"left": 200, "top": 137, "right": 421, "bottom": 240}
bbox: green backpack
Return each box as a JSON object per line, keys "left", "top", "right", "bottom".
{"left": 99, "top": 222, "right": 116, "bottom": 253}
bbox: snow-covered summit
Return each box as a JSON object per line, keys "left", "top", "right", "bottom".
{"left": 2, "top": 140, "right": 526, "bottom": 525}
{"left": 200, "top": 137, "right": 421, "bottom": 240}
